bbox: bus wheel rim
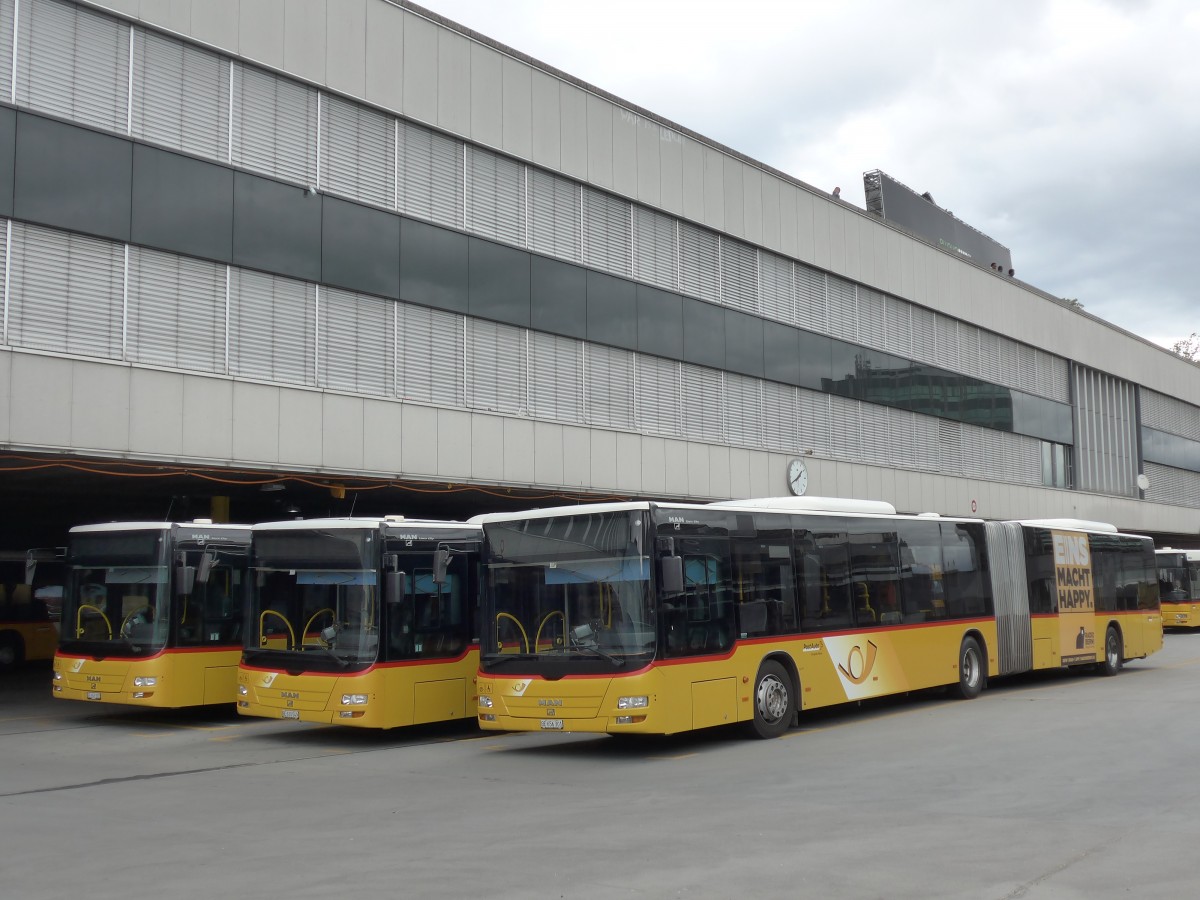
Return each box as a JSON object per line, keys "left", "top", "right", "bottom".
{"left": 964, "top": 647, "right": 979, "bottom": 688}
{"left": 757, "top": 674, "right": 788, "bottom": 723}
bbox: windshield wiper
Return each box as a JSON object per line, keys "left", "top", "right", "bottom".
{"left": 569, "top": 640, "right": 624, "bottom": 667}
{"left": 484, "top": 653, "right": 537, "bottom": 667}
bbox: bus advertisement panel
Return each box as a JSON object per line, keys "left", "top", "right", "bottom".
{"left": 1053, "top": 530, "right": 1096, "bottom": 665}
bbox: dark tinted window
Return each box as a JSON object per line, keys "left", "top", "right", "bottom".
{"left": 763, "top": 323, "right": 801, "bottom": 386}
{"left": 531, "top": 255, "right": 586, "bottom": 339}
{"left": 586, "top": 270, "right": 637, "bottom": 350}
{"left": 0, "top": 106, "right": 14, "bottom": 216}
{"left": 132, "top": 144, "right": 233, "bottom": 262}
{"left": 682, "top": 298, "right": 725, "bottom": 369}
{"left": 468, "top": 236, "right": 530, "bottom": 327}
{"left": 798, "top": 529, "right": 852, "bottom": 631}
{"left": 233, "top": 172, "right": 322, "bottom": 281}
{"left": 725, "top": 309, "right": 765, "bottom": 378}
{"left": 661, "top": 537, "right": 734, "bottom": 657}
{"left": 941, "top": 523, "right": 992, "bottom": 618}
{"left": 730, "top": 531, "right": 799, "bottom": 637}
{"left": 322, "top": 196, "right": 400, "bottom": 299}
{"left": 400, "top": 218, "right": 468, "bottom": 313}
{"left": 637, "top": 284, "right": 683, "bottom": 359}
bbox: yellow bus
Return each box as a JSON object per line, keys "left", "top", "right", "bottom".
{"left": 237, "top": 517, "right": 481, "bottom": 729}
{"left": 53, "top": 521, "right": 251, "bottom": 707}
{"left": 1156, "top": 548, "right": 1200, "bottom": 628}
{"left": 473, "top": 498, "right": 1162, "bottom": 739}
{"left": 0, "top": 548, "right": 65, "bottom": 670}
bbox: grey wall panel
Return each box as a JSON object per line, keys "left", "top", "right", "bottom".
{"left": 502, "top": 56, "right": 532, "bottom": 161}
{"left": 778, "top": 182, "right": 798, "bottom": 259}
{"left": 283, "top": 0, "right": 326, "bottom": 85}
{"left": 187, "top": 0, "right": 239, "bottom": 54}
{"left": 615, "top": 432, "right": 642, "bottom": 493}
{"left": 365, "top": 0, "right": 405, "bottom": 113}
{"left": 686, "top": 443, "right": 710, "bottom": 496}
{"left": 233, "top": 381, "right": 280, "bottom": 462}
{"left": 400, "top": 217, "right": 468, "bottom": 313}
{"left": 13, "top": 354, "right": 76, "bottom": 448}
{"left": 702, "top": 145, "right": 724, "bottom": 231}
{"left": 585, "top": 93, "right": 612, "bottom": 189}
{"left": 132, "top": 144, "right": 234, "bottom": 263}
{"left": 232, "top": 172, "right": 322, "bottom": 282}
{"left": 562, "top": 424, "right": 590, "bottom": 486}
{"left": 0, "top": 107, "right": 14, "bottom": 216}
{"left": 530, "top": 69, "right": 561, "bottom": 170}
{"left": 362, "top": 396, "right": 403, "bottom": 472}
{"left": 322, "top": 393, "right": 365, "bottom": 470}
{"left": 558, "top": 82, "right": 587, "bottom": 180}
{"left": 326, "top": 0, "right": 367, "bottom": 100}
{"left": 0, "top": 351, "right": 10, "bottom": 442}
{"left": 794, "top": 189, "right": 816, "bottom": 265}
{"left": 129, "top": 369, "right": 184, "bottom": 456}
{"left": 181, "top": 376, "right": 234, "bottom": 461}
{"left": 71, "top": 361, "right": 129, "bottom": 452}
{"left": 760, "top": 173, "right": 781, "bottom": 253}
{"left": 436, "top": 408, "right": 472, "bottom": 476}
{"left": 279, "top": 389, "right": 323, "bottom": 466}
{"left": 402, "top": 12, "right": 438, "bottom": 125}
{"left": 681, "top": 138, "right": 704, "bottom": 223}
{"left": 469, "top": 42, "right": 502, "bottom": 147}
{"left": 534, "top": 421, "right": 565, "bottom": 486}
{"left": 728, "top": 447, "right": 753, "bottom": 499}
{"left": 708, "top": 444, "right": 732, "bottom": 500}
{"left": 811, "top": 198, "right": 830, "bottom": 270}
{"left": 321, "top": 196, "right": 400, "bottom": 298}
{"left": 239, "top": 0, "right": 286, "bottom": 70}
{"left": 722, "top": 160, "right": 746, "bottom": 242}
{"left": 662, "top": 439, "right": 688, "bottom": 494}
{"left": 612, "top": 107, "right": 637, "bottom": 199}
{"left": 640, "top": 435, "right": 666, "bottom": 494}
{"left": 635, "top": 116, "right": 660, "bottom": 208}
{"left": 436, "top": 29, "right": 470, "bottom": 136}
{"left": 590, "top": 429, "right": 617, "bottom": 489}
{"left": 401, "top": 404, "right": 438, "bottom": 475}
{"left": 658, "top": 128, "right": 683, "bottom": 216}
{"left": 472, "top": 413, "right": 505, "bottom": 480}
{"left": 828, "top": 203, "right": 848, "bottom": 277}
{"left": 14, "top": 113, "right": 132, "bottom": 242}
{"left": 502, "top": 416, "right": 535, "bottom": 483}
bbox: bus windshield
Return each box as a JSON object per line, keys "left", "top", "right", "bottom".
{"left": 61, "top": 531, "right": 170, "bottom": 656}
{"left": 247, "top": 529, "right": 380, "bottom": 669}
{"left": 482, "top": 510, "right": 653, "bottom": 670}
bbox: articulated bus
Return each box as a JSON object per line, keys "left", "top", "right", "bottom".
{"left": 473, "top": 497, "right": 1162, "bottom": 739}
{"left": 0, "top": 548, "right": 65, "bottom": 670}
{"left": 1156, "top": 548, "right": 1200, "bottom": 628}
{"left": 53, "top": 521, "right": 251, "bottom": 707}
{"left": 237, "top": 517, "right": 481, "bottom": 728}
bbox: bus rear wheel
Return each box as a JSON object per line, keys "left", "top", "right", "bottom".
{"left": 1101, "top": 627, "right": 1123, "bottom": 676}
{"left": 749, "top": 660, "right": 795, "bottom": 739}
{"left": 0, "top": 632, "right": 24, "bottom": 672}
{"left": 952, "top": 636, "right": 984, "bottom": 699}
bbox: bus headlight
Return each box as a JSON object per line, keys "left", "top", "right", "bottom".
{"left": 53, "top": 671, "right": 62, "bottom": 682}
{"left": 133, "top": 676, "right": 157, "bottom": 687}
{"left": 617, "top": 696, "right": 648, "bottom": 710}
{"left": 478, "top": 696, "right": 494, "bottom": 708}
{"left": 341, "top": 694, "right": 368, "bottom": 705}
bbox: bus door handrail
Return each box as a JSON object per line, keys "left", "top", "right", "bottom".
{"left": 259, "top": 610, "right": 296, "bottom": 650}
{"left": 76, "top": 604, "right": 112, "bottom": 640}
{"left": 495, "top": 612, "right": 529, "bottom": 654}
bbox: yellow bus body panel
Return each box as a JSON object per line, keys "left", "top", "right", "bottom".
{"left": 237, "top": 648, "right": 480, "bottom": 729}
{"left": 52, "top": 648, "right": 242, "bottom": 707}
{"left": 1160, "top": 601, "right": 1200, "bottom": 629}
{"left": 2, "top": 620, "right": 59, "bottom": 662}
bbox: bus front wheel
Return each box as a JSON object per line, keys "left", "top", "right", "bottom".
{"left": 953, "top": 636, "right": 984, "bottom": 699}
{"left": 749, "top": 660, "right": 795, "bottom": 739}
{"left": 1101, "top": 627, "right": 1123, "bottom": 676}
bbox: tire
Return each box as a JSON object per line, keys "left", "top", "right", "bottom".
{"left": 952, "top": 636, "right": 984, "bottom": 699}
{"left": 748, "top": 660, "right": 795, "bottom": 739}
{"left": 0, "top": 632, "right": 24, "bottom": 673}
{"left": 1101, "top": 627, "right": 1123, "bottom": 677}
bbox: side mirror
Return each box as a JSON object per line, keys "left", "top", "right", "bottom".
{"left": 432, "top": 548, "right": 450, "bottom": 585}
{"left": 385, "top": 570, "right": 406, "bottom": 605}
{"left": 196, "top": 552, "right": 216, "bottom": 584}
{"left": 660, "top": 556, "right": 683, "bottom": 594}
{"left": 175, "top": 564, "right": 197, "bottom": 597}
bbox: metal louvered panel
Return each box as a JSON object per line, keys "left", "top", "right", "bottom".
{"left": 529, "top": 330, "right": 582, "bottom": 423}
{"left": 635, "top": 354, "right": 681, "bottom": 437}
{"left": 912, "top": 413, "right": 940, "bottom": 472}
{"left": 467, "top": 146, "right": 525, "bottom": 247}
{"left": 826, "top": 276, "right": 856, "bottom": 342}
{"left": 17, "top": 0, "right": 129, "bottom": 132}
{"left": 582, "top": 187, "right": 630, "bottom": 276}
{"left": 584, "top": 343, "right": 635, "bottom": 429}
{"left": 0, "top": 0, "right": 14, "bottom": 102}
{"left": 985, "top": 521, "right": 1032, "bottom": 676}
{"left": 681, "top": 363, "right": 722, "bottom": 442}
{"left": 679, "top": 221, "right": 719, "bottom": 304}
{"left": 1040, "top": 351, "right": 1070, "bottom": 404}
{"left": 763, "top": 381, "right": 798, "bottom": 452}
{"left": 0, "top": 219, "right": 7, "bottom": 343}
{"left": 958, "top": 323, "right": 981, "bottom": 377}
{"left": 797, "top": 389, "right": 831, "bottom": 457}
{"left": 318, "top": 288, "right": 392, "bottom": 396}
{"left": 132, "top": 29, "right": 228, "bottom": 159}
{"left": 320, "top": 94, "right": 395, "bottom": 209}
{"left": 1144, "top": 462, "right": 1200, "bottom": 507}
{"left": 632, "top": 205, "right": 677, "bottom": 291}
{"left": 856, "top": 287, "right": 885, "bottom": 350}
{"left": 935, "top": 315, "right": 960, "bottom": 372}
{"left": 397, "top": 120, "right": 463, "bottom": 230}
{"left": 883, "top": 295, "right": 912, "bottom": 357}
{"left": 794, "top": 264, "right": 827, "bottom": 332}
{"left": 938, "top": 419, "right": 962, "bottom": 474}
{"left": 859, "top": 401, "right": 891, "bottom": 466}
{"left": 911, "top": 305, "right": 937, "bottom": 367}
{"left": 759, "top": 252, "right": 793, "bottom": 326}
{"left": 1015, "top": 342, "right": 1038, "bottom": 396}
{"left": 886, "top": 406, "right": 916, "bottom": 469}
{"left": 720, "top": 237, "right": 758, "bottom": 314}
{"left": 232, "top": 62, "right": 318, "bottom": 187}
{"left": 127, "top": 248, "right": 225, "bottom": 373}
{"left": 466, "top": 318, "right": 526, "bottom": 414}
{"left": 977, "top": 331, "right": 1000, "bottom": 383}
{"left": 229, "top": 269, "right": 315, "bottom": 386}
{"left": 397, "top": 303, "right": 464, "bottom": 408}
{"left": 528, "top": 168, "right": 579, "bottom": 262}
{"left": 827, "top": 394, "right": 862, "bottom": 462}
{"left": 8, "top": 222, "right": 123, "bottom": 359}
{"left": 1140, "top": 388, "right": 1200, "bottom": 442}
{"left": 723, "top": 373, "right": 762, "bottom": 449}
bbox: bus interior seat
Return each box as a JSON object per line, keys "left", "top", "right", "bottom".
{"left": 738, "top": 601, "right": 769, "bottom": 637}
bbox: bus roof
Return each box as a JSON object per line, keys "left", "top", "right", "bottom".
{"left": 251, "top": 517, "right": 476, "bottom": 532}
{"left": 708, "top": 496, "right": 898, "bottom": 515}
{"left": 69, "top": 521, "right": 252, "bottom": 534}
{"left": 1018, "top": 518, "right": 1119, "bottom": 534}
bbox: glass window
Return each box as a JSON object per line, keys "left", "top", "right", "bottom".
{"left": 384, "top": 548, "right": 474, "bottom": 661}
{"left": 400, "top": 217, "right": 468, "bottom": 314}
{"left": 233, "top": 171, "right": 322, "bottom": 282}
{"left": 0, "top": 106, "right": 14, "bottom": 216}
{"left": 724, "top": 309, "right": 765, "bottom": 379}
{"left": 468, "top": 236, "right": 531, "bottom": 327}
{"left": 531, "top": 255, "right": 586, "bottom": 340}
{"left": 797, "top": 329, "right": 833, "bottom": 392}
{"left": 661, "top": 537, "right": 735, "bottom": 656}
{"left": 764, "top": 323, "right": 801, "bottom": 386}
{"left": 637, "top": 283, "right": 683, "bottom": 359}
{"left": 896, "top": 521, "right": 945, "bottom": 623}
{"left": 586, "top": 270, "right": 637, "bottom": 350}
{"left": 941, "top": 523, "right": 992, "bottom": 618}
{"left": 132, "top": 144, "right": 233, "bottom": 263}
{"left": 682, "top": 298, "right": 725, "bottom": 370}
{"left": 730, "top": 532, "right": 799, "bottom": 637}
{"left": 799, "top": 530, "right": 853, "bottom": 631}
{"left": 848, "top": 525, "right": 900, "bottom": 626}
{"left": 322, "top": 195, "right": 400, "bottom": 299}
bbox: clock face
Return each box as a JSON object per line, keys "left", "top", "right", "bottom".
{"left": 787, "top": 459, "right": 808, "bottom": 496}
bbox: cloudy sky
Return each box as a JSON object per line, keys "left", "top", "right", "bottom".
{"left": 415, "top": 0, "right": 1198, "bottom": 351}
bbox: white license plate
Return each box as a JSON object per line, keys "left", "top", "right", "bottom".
{"left": 539, "top": 718, "right": 564, "bottom": 730}
{"left": 86, "top": 691, "right": 101, "bottom": 700}
{"left": 281, "top": 709, "right": 300, "bottom": 719}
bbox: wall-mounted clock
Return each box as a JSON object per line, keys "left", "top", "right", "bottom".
{"left": 787, "top": 458, "right": 808, "bottom": 496}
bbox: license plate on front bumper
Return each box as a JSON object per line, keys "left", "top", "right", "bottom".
{"left": 86, "top": 691, "right": 101, "bottom": 700}
{"left": 281, "top": 709, "right": 300, "bottom": 719}
{"left": 540, "top": 718, "right": 563, "bottom": 730}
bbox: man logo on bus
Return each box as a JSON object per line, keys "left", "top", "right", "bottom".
{"left": 838, "top": 640, "right": 879, "bottom": 685}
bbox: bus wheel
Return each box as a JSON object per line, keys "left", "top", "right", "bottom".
{"left": 952, "top": 636, "right": 984, "bottom": 699}
{"left": 0, "top": 633, "right": 23, "bottom": 672}
{"left": 749, "top": 660, "right": 794, "bottom": 739}
{"left": 1101, "top": 627, "right": 1123, "bottom": 677}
